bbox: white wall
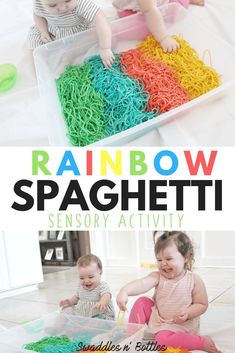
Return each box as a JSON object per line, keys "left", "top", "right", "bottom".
{"left": 90, "top": 230, "right": 140, "bottom": 267}
{"left": 90, "top": 231, "right": 235, "bottom": 268}
{"left": 0, "top": 234, "right": 10, "bottom": 291}
{"left": 197, "top": 231, "right": 235, "bottom": 267}
{"left": 0, "top": 231, "right": 43, "bottom": 298}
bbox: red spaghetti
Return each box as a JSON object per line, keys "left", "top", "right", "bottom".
{"left": 120, "top": 48, "right": 191, "bottom": 113}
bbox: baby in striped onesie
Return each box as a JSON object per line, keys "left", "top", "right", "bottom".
{"left": 60, "top": 254, "right": 115, "bottom": 320}
{"left": 117, "top": 231, "right": 221, "bottom": 353}
{"left": 28, "top": 0, "right": 114, "bottom": 67}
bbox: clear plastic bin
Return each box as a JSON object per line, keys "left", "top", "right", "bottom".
{"left": 0, "top": 312, "right": 144, "bottom": 353}
{"left": 34, "top": 3, "right": 235, "bottom": 146}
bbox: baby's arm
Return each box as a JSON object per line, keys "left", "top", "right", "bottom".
{"left": 138, "top": 0, "right": 179, "bottom": 52}
{"left": 59, "top": 295, "right": 79, "bottom": 310}
{"left": 116, "top": 271, "right": 159, "bottom": 311}
{"left": 173, "top": 274, "right": 208, "bottom": 324}
{"left": 94, "top": 9, "right": 115, "bottom": 68}
{"left": 33, "top": 14, "right": 52, "bottom": 43}
{"left": 187, "top": 273, "right": 208, "bottom": 318}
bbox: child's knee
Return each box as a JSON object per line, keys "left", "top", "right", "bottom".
{"left": 132, "top": 296, "right": 154, "bottom": 309}
{"left": 155, "top": 330, "right": 174, "bottom": 346}
{"left": 155, "top": 331, "right": 165, "bottom": 345}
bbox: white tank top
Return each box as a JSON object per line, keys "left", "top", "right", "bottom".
{"left": 148, "top": 271, "right": 200, "bottom": 334}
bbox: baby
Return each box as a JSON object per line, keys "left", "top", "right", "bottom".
{"left": 28, "top": 0, "right": 115, "bottom": 67}
{"left": 113, "top": 0, "right": 204, "bottom": 52}
{"left": 60, "top": 254, "right": 115, "bottom": 320}
{"left": 117, "top": 231, "right": 221, "bottom": 353}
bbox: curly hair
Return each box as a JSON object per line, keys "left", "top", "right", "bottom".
{"left": 77, "top": 254, "right": 103, "bottom": 273}
{"left": 153, "top": 231, "right": 195, "bottom": 270}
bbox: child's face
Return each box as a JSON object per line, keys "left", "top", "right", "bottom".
{"left": 156, "top": 242, "right": 186, "bottom": 279}
{"left": 42, "top": 0, "right": 77, "bottom": 15}
{"left": 78, "top": 262, "right": 102, "bottom": 291}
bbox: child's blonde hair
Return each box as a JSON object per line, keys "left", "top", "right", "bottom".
{"left": 153, "top": 231, "right": 195, "bottom": 270}
{"left": 77, "top": 254, "right": 103, "bottom": 273}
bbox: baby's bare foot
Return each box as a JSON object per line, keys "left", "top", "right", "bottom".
{"left": 190, "top": 0, "right": 205, "bottom": 6}
{"left": 203, "top": 336, "right": 222, "bottom": 353}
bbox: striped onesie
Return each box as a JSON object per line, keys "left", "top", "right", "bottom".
{"left": 74, "top": 281, "right": 115, "bottom": 320}
{"left": 28, "top": 0, "right": 99, "bottom": 49}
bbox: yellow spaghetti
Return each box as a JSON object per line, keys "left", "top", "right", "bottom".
{"left": 138, "top": 35, "right": 221, "bottom": 99}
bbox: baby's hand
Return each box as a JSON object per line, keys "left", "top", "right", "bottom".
{"left": 99, "top": 48, "right": 115, "bottom": 68}
{"left": 59, "top": 299, "right": 72, "bottom": 310}
{"left": 94, "top": 301, "right": 107, "bottom": 312}
{"left": 41, "top": 31, "right": 53, "bottom": 44}
{"left": 160, "top": 36, "right": 179, "bottom": 53}
{"left": 173, "top": 310, "right": 188, "bottom": 324}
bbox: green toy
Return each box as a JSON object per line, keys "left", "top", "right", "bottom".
{"left": 0, "top": 64, "right": 17, "bottom": 92}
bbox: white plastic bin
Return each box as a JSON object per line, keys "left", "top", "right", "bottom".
{"left": 34, "top": 3, "right": 235, "bottom": 146}
{"left": 0, "top": 312, "right": 143, "bottom": 353}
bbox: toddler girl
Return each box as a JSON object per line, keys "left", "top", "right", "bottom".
{"left": 112, "top": 0, "right": 204, "bottom": 52}
{"left": 60, "top": 254, "right": 115, "bottom": 320}
{"left": 116, "top": 231, "right": 221, "bottom": 353}
{"left": 28, "top": 0, "right": 115, "bottom": 67}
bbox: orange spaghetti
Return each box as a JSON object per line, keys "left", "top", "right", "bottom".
{"left": 120, "top": 48, "right": 191, "bottom": 113}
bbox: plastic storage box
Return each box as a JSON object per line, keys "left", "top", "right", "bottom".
{"left": 0, "top": 312, "right": 144, "bottom": 353}
{"left": 1, "top": 307, "right": 235, "bottom": 353}
{"left": 34, "top": 3, "right": 235, "bottom": 146}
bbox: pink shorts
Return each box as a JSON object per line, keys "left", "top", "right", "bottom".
{"left": 171, "top": 0, "right": 190, "bottom": 8}
{"left": 117, "top": 9, "right": 138, "bottom": 18}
